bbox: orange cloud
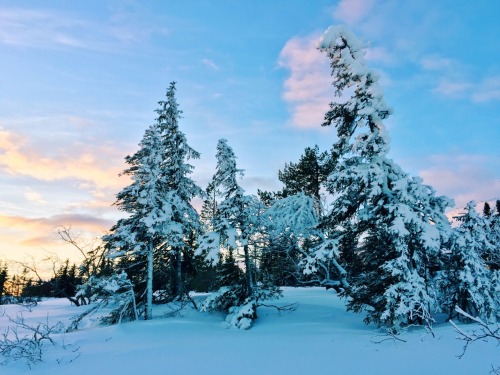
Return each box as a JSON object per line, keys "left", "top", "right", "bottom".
{"left": 0, "top": 213, "right": 115, "bottom": 268}
{"left": 0, "top": 129, "right": 128, "bottom": 193}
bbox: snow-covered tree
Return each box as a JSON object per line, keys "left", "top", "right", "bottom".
{"left": 439, "top": 201, "right": 496, "bottom": 322}
{"left": 0, "top": 262, "right": 8, "bottom": 304}
{"left": 278, "top": 146, "right": 335, "bottom": 217}
{"left": 104, "top": 82, "right": 202, "bottom": 319}
{"left": 263, "top": 192, "right": 320, "bottom": 286}
{"left": 305, "top": 25, "right": 453, "bottom": 330}
{"left": 197, "top": 139, "right": 280, "bottom": 328}
{"left": 483, "top": 200, "right": 500, "bottom": 270}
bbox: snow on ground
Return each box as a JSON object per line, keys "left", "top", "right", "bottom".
{"left": 0, "top": 287, "right": 497, "bottom": 374}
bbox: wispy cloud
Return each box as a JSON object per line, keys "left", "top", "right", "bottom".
{"left": 420, "top": 55, "right": 500, "bottom": 103}
{"left": 0, "top": 129, "right": 126, "bottom": 192}
{"left": 420, "top": 56, "right": 456, "bottom": 71}
{"left": 0, "top": 6, "right": 168, "bottom": 51}
{"left": 202, "top": 58, "right": 220, "bottom": 70}
{"left": 432, "top": 77, "right": 500, "bottom": 103}
{"left": 0, "top": 213, "right": 114, "bottom": 266}
{"left": 278, "top": 34, "right": 333, "bottom": 129}
{"left": 333, "top": 0, "right": 375, "bottom": 25}
{"left": 0, "top": 8, "right": 90, "bottom": 48}
{"left": 433, "top": 81, "right": 473, "bottom": 97}
{"left": 419, "top": 154, "right": 500, "bottom": 210}
{"left": 24, "top": 188, "right": 48, "bottom": 206}
{"left": 472, "top": 76, "right": 500, "bottom": 103}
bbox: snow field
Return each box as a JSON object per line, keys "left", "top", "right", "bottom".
{"left": 1, "top": 287, "right": 497, "bottom": 374}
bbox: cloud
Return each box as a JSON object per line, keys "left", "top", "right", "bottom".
{"left": 472, "top": 76, "right": 500, "bottom": 103}
{"left": 433, "top": 81, "right": 473, "bottom": 97}
{"left": 419, "top": 154, "right": 500, "bottom": 210}
{"left": 0, "top": 8, "right": 89, "bottom": 48}
{"left": 0, "top": 129, "right": 126, "bottom": 192}
{"left": 364, "top": 46, "right": 394, "bottom": 64}
{"left": 278, "top": 32, "right": 391, "bottom": 129}
{"left": 0, "top": 6, "right": 168, "bottom": 51}
{"left": 420, "top": 55, "right": 500, "bottom": 103}
{"left": 420, "top": 56, "right": 456, "bottom": 71}
{"left": 0, "top": 213, "right": 113, "bottom": 255}
{"left": 0, "top": 213, "right": 114, "bottom": 275}
{"left": 24, "top": 188, "right": 47, "bottom": 206}
{"left": 278, "top": 34, "right": 334, "bottom": 129}
{"left": 333, "top": 0, "right": 375, "bottom": 25}
{"left": 0, "top": 213, "right": 113, "bottom": 234}
{"left": 202, "top": 58, "right": 220, "bottom": 70}
{"left": 432, "top": 77, "right": 500, "bottom": 103}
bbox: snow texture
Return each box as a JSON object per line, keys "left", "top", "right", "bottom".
{"left": 0, "top": 288, "right": 498, "bottom": 374}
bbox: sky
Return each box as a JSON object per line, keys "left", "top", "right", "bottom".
{"left": 1, "top": 0, "right": 499, "bottom": 269}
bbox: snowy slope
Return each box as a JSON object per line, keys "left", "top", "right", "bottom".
{"left": 1, "top": 288, "right": 497, "bottom": 374}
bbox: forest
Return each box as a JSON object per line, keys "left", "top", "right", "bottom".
{"left": 1, "top": 25, "right": 499, "bottom": 339}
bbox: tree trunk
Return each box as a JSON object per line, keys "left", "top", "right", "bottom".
{"left": 176, "top": 248, "right": 182, "bottom": 299}
{"left": 145, "top": 241, "right": 153, "bottom": 320}
{"left": 244, "top": 244, "right": 254, "bottom": 297}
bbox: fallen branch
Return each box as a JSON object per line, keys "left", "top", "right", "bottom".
{"left": 450, "top": 307, "right": 500, "bottom": 359}
{"left": 371, "top": 329, "right": 408, "bottom": 344}
{"left": 0, "top": 312, "right": 64, "bottom": 367}
{"left": 258, "top": 302, "right": 299, "bottom": 315}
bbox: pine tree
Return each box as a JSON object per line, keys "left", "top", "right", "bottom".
{"left": 197, "top": 139, "right": 253, "bottom": 291}
{"left": 485, "top": 200, "right": 500, "bottom": 270}
{"left": 305, "top": 25, "right": 453, "bottom": 330}
{"left": 483, "top": 202, "right": 492, "bottom": 217}
{"left": 439, "top": 201, "right": 496, "bottom": 322}
{"left": 278, "top": 146, "right": 335, "bottom": 216}
{"left": 197, "top": 139, "right": 280, "bottom": 328}
{"left": 0, "top": 262, "right": 8, "bottom": 304}
{"left": 264, "top": 192, "right": 320, "bottom": 286}
{"left": 104, "top": 82, "right": 202, "bottom": 319}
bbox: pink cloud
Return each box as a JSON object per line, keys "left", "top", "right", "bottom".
{"left": 433, "top": 81, "right": 472, "bottom": 97}
{"left": 419, "top": 154, "right": 500, "bottom": 211}
{"left": 333, "top": 0, "right": 375, "bottom": 25}
{"left": 278, "top": 35, "right": 334, "bottom": 129}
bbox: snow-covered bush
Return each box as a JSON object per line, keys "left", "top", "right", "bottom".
{"left": 201, "top": 283, "right": 282, "bottom": 329}
{"left": 68, "top": 272, "right": 138, "bottom": 330}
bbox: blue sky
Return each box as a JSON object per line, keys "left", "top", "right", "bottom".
{"left": 1, "top": 0, "right": 499, "bottom": 264}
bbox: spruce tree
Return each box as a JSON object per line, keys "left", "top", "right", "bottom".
{"left": 485, "top": 200, "right": 500, "bottom": 270}
{"left": 104, "top": 82, "right": 202, "bottom": 319}
{"left": 305, "top": 25, "right": 452, "bottom": 330}
{"left": 439, "top": 201, "right": 496, "bottom": 322}
{"left": 0, "top": 262, "right": 8, "bottom": 304}
{"left": 264, "top": 192, "right": 320, "bottom": 286}
{"left": 278, "top": 146, "right": 335, "bottom": 216}
{"left": 197, "top": 139, "right": 280, "bottom": 328}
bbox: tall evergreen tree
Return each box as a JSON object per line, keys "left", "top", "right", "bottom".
{"left": 305, "top": 25, "right": 452, "bottom": 330}
{"left": 264, "top": 192, "right": 320, "bottom": 286}
{"left": 197, "top": 139, "right": 280, "bottom": 328}
{"left": 485, "top": 200, "right": 500, "bottom": 270}
{"left": 483, "top": 202, "right": 492, "bottom": 217}
{"left": 278, "top": 145, "right": 335, "bottom": 216}
{"left": 439, "top": 201, "right": 496, "bottom": 322}
{"left": 197, "top": 139, "right": 253, "bottom": 291}
{"left": 0, "top": 262, "right": 8, "bottom": 304}
{"left": 104, "top": 82, "right": 202, "bottom": 319}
